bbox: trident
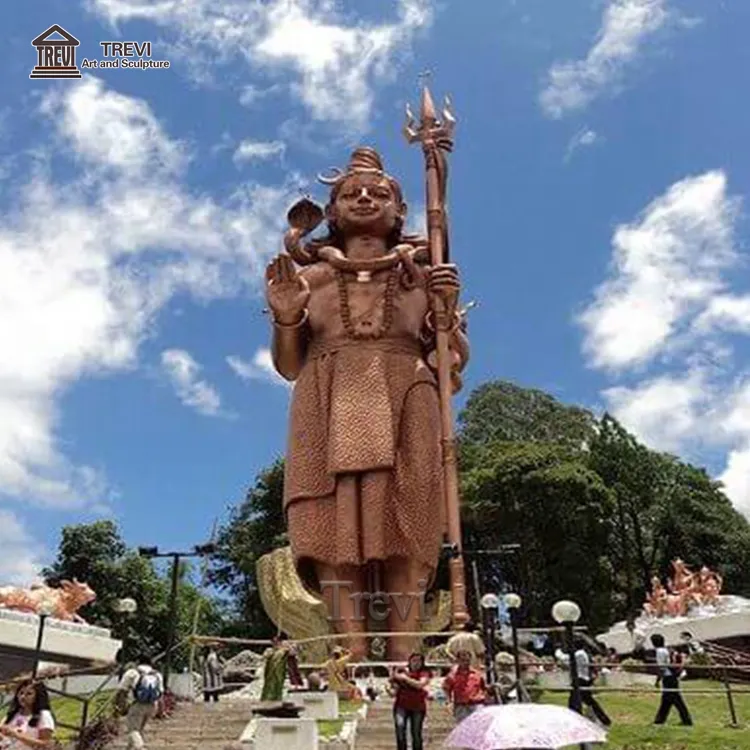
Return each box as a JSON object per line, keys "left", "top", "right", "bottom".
{"left": 404, "top": 77, "right": 468, "bottom": 629}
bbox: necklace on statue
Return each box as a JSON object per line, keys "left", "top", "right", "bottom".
{"left": 336, "top": 269, "right": 397, "bottom": 340}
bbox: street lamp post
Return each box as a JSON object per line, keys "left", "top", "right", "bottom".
{"left": 552, "top": 600, "right": 582, "bottom": 714}
{"left": 113, "top": 598, "right": 138, "bottom": 676}
{"left": 138, "top": 543, "right": 215, "bottom": 692}
{"left": 503, "top": 592, "right": 523, "bottom": 700}
{"left": 480, "top": 593, "right": 500, "bottom": 692}
{"left": 31, "top": 603, "right": 55, "bottom": 679}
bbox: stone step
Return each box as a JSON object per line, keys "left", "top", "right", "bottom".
{"left": 355, "top": 703, "right": 455, "bottom": 750}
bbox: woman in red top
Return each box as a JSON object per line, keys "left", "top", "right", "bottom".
{"left": 390, "top": 653, "right": 431, "bottom": 750}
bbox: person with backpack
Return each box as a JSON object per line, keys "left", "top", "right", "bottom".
{"left": 651, "top": 634, "right": 693, "bottom": 726}
{"left": 115, "top": 654, "right": 165, "bottom": 749}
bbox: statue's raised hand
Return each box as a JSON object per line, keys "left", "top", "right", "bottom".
{"left": 266, "top": 254, "right": 310, "bottom": 325}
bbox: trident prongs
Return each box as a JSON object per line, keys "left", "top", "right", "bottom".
{"left": 442, "top": 95, "right": 456, "bottom": 134}
{"left": 403, "top": 102, "right": 419, "bottom": 142}
{"left": 403, "top": 83, "right": 456, "bottom": 149}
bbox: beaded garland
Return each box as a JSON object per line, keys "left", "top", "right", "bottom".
{"left": 336, "top": 268, "right": 398, "bottom": 340}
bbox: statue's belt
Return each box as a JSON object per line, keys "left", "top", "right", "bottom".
{"left": 307, "top": 337, "right": 422, "bottom": 360}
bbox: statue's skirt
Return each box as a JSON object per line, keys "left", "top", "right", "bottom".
{"left": 285, "top": 343, "right": 445, "bottom": 593}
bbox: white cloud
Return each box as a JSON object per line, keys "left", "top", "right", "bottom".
{"left": 0, "top": 510, "right": 44, "bottom": 584}
{"left": 0, "top": 76, "right": 296, "bottom": 508}
{"left": 161, "top": 349, "right": 223, "bottom": 415}
{"left": 86, "top": 0, "right": 432, "bottom": 129}
{"left": 227, "top": 348, "right": 290, "bottom": 388}
{"left": 233, "top": 140, "right": 286, "bottom": 165}
{"left": 238, "top": 84, "right": 282, "bottom": 108}
{"left": 602, "top": 371, "right": 708, "bottom": 453}
{"left": 577, "top": 171, "right": 739, "bottom": 371}
{"left": 694, "top": 294, "right": 750, "bottom": 335}
{"left": 720, "top": 444, "right": 750, "bottom": 517}
{"left": 540, "top": 0, "right": 679, "bottom": 118}
{"left": 565, "top": 127, "right": 601, "bottom": 161}
{"left": 579, "top": 170, "right": 750, "bottom": 515}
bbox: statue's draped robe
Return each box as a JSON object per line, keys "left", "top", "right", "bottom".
{"left": 284, "top": 261, "right": 445, "bottom": 591}
{"left": 261, "top": 647, "right": 289, "bottom": 702}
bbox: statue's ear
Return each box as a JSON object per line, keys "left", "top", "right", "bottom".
{"left": 324, "top": 202, "right": 336, "bottom": 224}
{"left": 60, "top": 580, "right": 73, "bottom": 589}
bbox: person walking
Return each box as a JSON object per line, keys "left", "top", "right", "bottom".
{"left": 443, "top": 650, "right": 487, "bottom": 724}
{"left": 652, "top": 634, "right": 693, "bottom": 726}
{"left": 201, "top": 645, "right": 224, "bottom": 703}
{"left": 446, "top": 622, "right": 485, "bottom": 669}
{"left": 571, "top": 639, "right": 611, "bottom": 726}
{"left": 115, "top": 653, "right": 165, "bottom": 749}
{"left": 390, "top": 653, "right": 431, "bottom": 750}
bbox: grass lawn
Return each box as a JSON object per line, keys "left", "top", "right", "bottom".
{"left": 543, "top": 680, "right": 750, "bottom": 749}
{"left": 317, "top": 698, "right": 361, "bottom": 738}
{"left": 49, "top": 691, "right": 115, "bottom": 742}
{"left": 318, "top": 718, "right": 345, "bottom": 738}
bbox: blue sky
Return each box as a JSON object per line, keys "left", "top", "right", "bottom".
{"left": 2, "top": 0, "right": 750, "bottom": 584}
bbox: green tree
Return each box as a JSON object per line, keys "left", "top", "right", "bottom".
{"left": 588, "top": 414, "right": 750, "bottom": 615}
{"left": 209, "top": 460, "right": 288, "bottom": 638}
{"left": 44, "top": 521, "right": 222, "bottom": 666}
{"left": 461, "top": 440, "right": 615, "bottom": 630}
{"left": 459, "top": 381, "right": 597, "bottom": 449}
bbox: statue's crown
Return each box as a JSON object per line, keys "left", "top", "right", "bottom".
{"left": 318, "top": 146, "right": 392, "bottom": 186}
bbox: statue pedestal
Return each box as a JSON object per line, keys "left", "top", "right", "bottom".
{"left": 597, "top": 596, "right": 750, "bottom": 654}
{"left": 287, "top": 691, "right": 339, "bottom": 720}
{"left": 240, "top": 717, "right": 319, "bottom": 750}
{"left": 0, "top": 608, "right": 121, "bottom": 680}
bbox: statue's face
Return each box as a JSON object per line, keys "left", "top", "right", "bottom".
{"left": 330, "top": 173, "right": 404, "bottom": 239}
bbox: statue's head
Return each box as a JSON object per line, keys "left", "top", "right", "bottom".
{"left": 320, "top": 147, "right": 407, "bottom": 248}
{"left": 60, "top": 578, "right": 96, "bottom": 605}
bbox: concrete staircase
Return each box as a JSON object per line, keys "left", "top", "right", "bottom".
{"left": 103, "top": 698, "right": 456, "bottom": 749}
{"left": 106, "top": 700, "right": 253, "bottom": 750}
{"left": 356, "top": 701, "right": 455, "bottom": 749}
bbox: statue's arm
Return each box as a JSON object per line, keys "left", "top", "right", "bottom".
{"left": 271, "top": 312, "right": 310, "bottom": 381}
{"left": 266, "top": 255, "right": 312, "bottom": 380}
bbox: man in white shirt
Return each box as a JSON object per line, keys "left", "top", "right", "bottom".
{"left": 651, "top": 634, "right": 692, "bottom": 726}
{"left": 115, "top": 654, "right": 165, "bottom": 749}
{"left": 570, "top": 640, "right": 611, "bottom": 726}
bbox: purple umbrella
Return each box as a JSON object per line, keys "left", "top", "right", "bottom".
{"left": 444, "top": 704, "right": 607, "bottom": 749}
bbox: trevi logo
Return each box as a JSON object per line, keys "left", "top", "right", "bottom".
{"left": 30, "top": 25, "right": 170, "bottom": 79}
{"left": 30, "top": 25, "right": 82, "bottom": 79}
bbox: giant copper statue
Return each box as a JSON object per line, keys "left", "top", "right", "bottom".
{"left": 265, "top": 86, "right": 469, "bottom": 660}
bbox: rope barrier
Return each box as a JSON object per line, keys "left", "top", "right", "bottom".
{"left": 189, "top": 630, "right": 459, "bottom": 647}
